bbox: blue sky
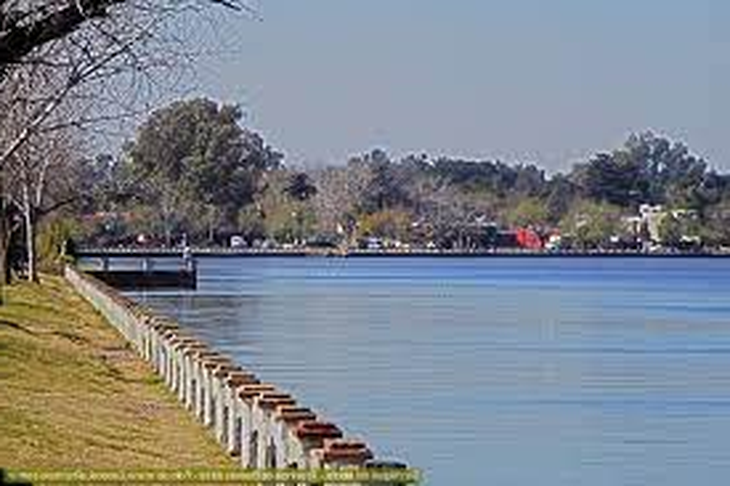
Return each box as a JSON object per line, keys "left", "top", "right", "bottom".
{"left": 192, "top": 0, "right": 725, "bottom": 172}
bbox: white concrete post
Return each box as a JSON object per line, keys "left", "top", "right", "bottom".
{"left": 318, "top": 439, "right": 373, "bottom": 469}
{"left": 294, "top": 422, "right": 344, "bottom": 470}
{"left": 237, "top": 384, "right": 276, "bottom": 468}
{"left": 140, "top": 317, "right": 153, "bottom": 362}
{"left": 273, "top": 407, "right": 316, "bottom": 468}
{"left": 160, "top": 338, "right": 171, "bottom": 386}
{"left": 253, "top": 393, "right": 296, "bottom": 469}
{"left": 193, "top": 356, "right": 208, "bottom": 421}
{"left": 224, "top": 372, "right": 259, "bottom": 456}
{"left": 166, "top": 338, "right": 178, "bottom": 391}
{"left": 201, "top": 359, "right": 223, "bottom": 428}
{"left": 168, "top": 337, "right": 195, "bottom": 395}
{"left": 161, "top": 330, "right": 178, "bottom": 388}
{"left": 211, "top": 366, "right": 246, "bottom": 447}
{"left": 151, "top": 330, "right": 161, "bottom": 374}
{"left": 183, "top": 348, "right": 209, "bottom": 411}
{"left": 198, "top": 356, "right": 229, "bottom": 426}
{"left": 171, "top": 340, "right": 188, "bottom": 394}
{"left": 176, "top": 342, "right": 203, "bottom": 404}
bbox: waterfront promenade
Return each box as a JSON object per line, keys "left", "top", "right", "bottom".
{"left": 63, "top": 266, "right": 395, "bottom": 472}
{"left": 76, "top": 246, "right": 730, "bottom": 260}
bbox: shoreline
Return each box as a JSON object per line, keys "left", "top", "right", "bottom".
{"left": 77, "top": 247, "right": 730, "bottom": 259}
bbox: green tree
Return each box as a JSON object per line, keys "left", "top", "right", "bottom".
{"left": 658, "top": 214, "right": 682, "bottom": 247}
{"left": 358, "top": 209, "right": 411, "bottom": 242}
{"left": 701, "top": 198, "right": 730, "bottom": 247}
{"left": 126, "top": 98, "right": 282, "bottom": 245}
{"left": 355, "top": 150, "right": 412, "bottom": 214}
{"left": 237, "top": 205, "right": 267, "bottom": 245}
{"left": 284, "top": 173, "right": 318, "bottom": 202}
{"left": 561, "top": 201, "right": 623, "bottom": 249}
{"left": 507, "top": 198, "right": 549, "bottom": 228}
{"left": 542, "top": 174, "right": 578, "bottom": 224}
{"left": 574, "top": 132, "right": 709, "bottom": 210}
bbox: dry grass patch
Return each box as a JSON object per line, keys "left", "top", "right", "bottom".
{"left": 0, "top": 276, "right": 232, "bottom": 468}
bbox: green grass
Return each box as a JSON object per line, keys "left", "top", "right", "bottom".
{"left": 0, "top": 276, "right": 232, "bottom": 468}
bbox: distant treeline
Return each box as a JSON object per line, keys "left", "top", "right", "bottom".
{"left": 72, "top": 97, "right": 730, "bottom": 251}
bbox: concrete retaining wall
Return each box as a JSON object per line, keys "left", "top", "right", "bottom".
{"left": 65, "top": 265, "right": 395, "bottom": 471}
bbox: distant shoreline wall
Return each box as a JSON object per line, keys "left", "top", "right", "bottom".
{"left": 76, "top": 247, "right": 730, "bottom": 259}
{"left": 64, "top": 265, "right": 389, "bottom": 471}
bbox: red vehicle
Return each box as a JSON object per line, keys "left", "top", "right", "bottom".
{"left": 515, "top": 228, "right": 543, "bottom": 250}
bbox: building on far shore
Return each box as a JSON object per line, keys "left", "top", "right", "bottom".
{"left": 623, "top": 204, "right": 701, "bottom": 249}
{"left": 639, "top": 204, "right": 666, "bottom": 242}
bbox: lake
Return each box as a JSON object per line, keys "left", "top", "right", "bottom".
{"left": 128, "top": 257, "right": 730, "bottom": 485}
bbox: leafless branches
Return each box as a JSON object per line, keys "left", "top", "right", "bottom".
{"left": 0, "top": 0, "right": 250, "bottom": 163}
{"left": 0, "top": 0, "right": 250, "bottom": 283}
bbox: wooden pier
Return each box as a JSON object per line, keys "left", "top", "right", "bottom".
{"left": 79, "top": 251, "right": 197, "bottom": 290}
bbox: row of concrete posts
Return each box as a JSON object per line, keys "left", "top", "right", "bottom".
{"left": 65, "top": 266, "right": 388, "bottom": 471}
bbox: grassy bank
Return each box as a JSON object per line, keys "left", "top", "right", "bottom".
{"left": 0, "top": 276, "right": 231, "bottom": 468}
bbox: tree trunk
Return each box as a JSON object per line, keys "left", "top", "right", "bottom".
{"left": 164, "top": 224, "right": 172, "bottom": 248}
{"left": 0, "top": 210, "right": 8, "bottom": 305}
{"left": 161, "top": 196, "right": 173, "bottom": 248}
{"left": 22, "top": 185, "right": 38, "bottom": 283}
{"left": 0, "top": 197, "right": 7, "bottom": 281}
{"left": 207, "top": 205, "right": 218, "bottom": 244}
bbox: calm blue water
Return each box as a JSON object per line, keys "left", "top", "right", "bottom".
{"left": 128, "top": 257, "right": 730, "bottom": 485}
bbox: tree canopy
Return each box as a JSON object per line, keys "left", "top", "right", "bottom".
{"left": 124, "top": 98, "right": 281, "bottom": 243}
{"left": 76, "top": 109, "right": 730, "bottom": 252}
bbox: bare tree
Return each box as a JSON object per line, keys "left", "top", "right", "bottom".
{"left": 312, "top": 162, "right": 375, "bottom": 241}
{"left": 0, "top": 0, "right": 247, "bottom": 287}
{"left": 0, "top": 1, "right": 247, "bottom": 75}
{"left": 4, "top": 129, "right": 77, "bottom": 282}
{"left": 0, "top": 0, "right": 247, "bottom": 166}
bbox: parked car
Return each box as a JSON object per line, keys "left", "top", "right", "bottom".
{"left": 230, "top": 235, "right": 247, "bottom": 248}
